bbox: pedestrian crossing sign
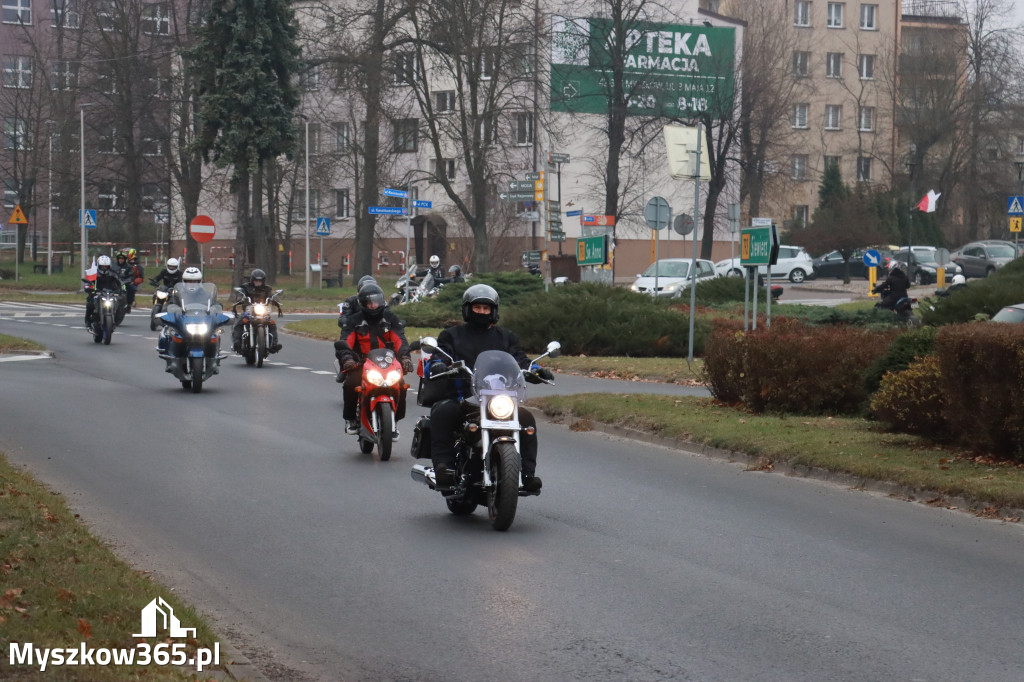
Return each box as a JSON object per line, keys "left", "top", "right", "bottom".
{"left": 1008, "top": 196, "right": 1024, "bottom": 216}
{"left": 316, "top": 217, "right": 331, "bottom": 236}
{"left": 8, "top": 204, "right": 27, "bottom": 224}
{"left": 80, "top": 209, "right": 97, "bottom": 229}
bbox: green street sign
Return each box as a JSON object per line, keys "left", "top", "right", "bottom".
{"left": 740, "top": 226, "right": 773, "bottom": 266}
{"left": 549, "top": 216, "right": 563, "bottom": 228}
{"left": 526, "top": 172, "right": 541, "bottom": 180}
{"left": 509, "top": 180, "right": 535, "bottom": 191}
{"left": 577, "top": 234, "right": 607, "bottom": 266}
{"left": 549, "top": 229, "right": 566, "bottom": 242}
{"left": 549, "top": 152, "right": 570, "bottom": 164}
{"left": 522, "top": 249, "right": 543, "bottom": 264}
{"left": 500, "top": 191, "right": 535, "bottom": 201}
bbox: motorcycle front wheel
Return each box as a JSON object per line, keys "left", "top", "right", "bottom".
{"left": 189, "top": 356, "right": 204, "bottom": 393}
{"left": 102, "top": 315, "right": 114, "bottom": 345}
{"left": 446, "top": 498, "right": 478, "bottom": 515}
{"left": 488, "top": 441, "right": 521, "bottom": 531}
{"left": 150, "top": 305, "right": 160, "bottom": 331}
{"left": 358, "top": 437, "right": 375, "bottom": 454}
{"left": 256, "top": 326, "right": 267, "bottom": 368}
{"left": 375, "top": 403, "right": 393, "bottom": 461}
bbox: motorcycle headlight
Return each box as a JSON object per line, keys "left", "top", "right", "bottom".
{"left": 102, "top": 298, "right": 113, "bottom": 307}
{"left": 186, "top": 323, "right": 209, "bottom": 336}
{"left": 156, "top": 290, "right": 168, "bottom": 300}
{"left": 487, "top": 395, "right": 516, "bottom": 420}
{"left": 253, "top": 303, "right": 267, "bottom": 316}
{"left": 366, "top": 368, "right": 385, "bottom": 386}
{"left": 384, "top": 370, "right": 402, "bottom": 386}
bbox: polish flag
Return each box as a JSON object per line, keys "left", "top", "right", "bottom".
{"left": 916, "top": 189, "right": 941, "bottom": 213}
{"left": 84, "top": 257, "right": 97, "bottom": 281}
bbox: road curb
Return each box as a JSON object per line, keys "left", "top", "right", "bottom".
{"left": 219, "top": 639, "right": 273, "bottom": 682}
{"left": 558, "top": 416, "right": 1024, "bottom": 524}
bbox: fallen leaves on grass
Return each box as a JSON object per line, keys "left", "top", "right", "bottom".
{"left": 77, "top": 618, "right": 92, "bottom": 638}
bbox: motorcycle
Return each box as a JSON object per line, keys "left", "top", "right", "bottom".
{"left": 410, "top": 338, "right": 560, "bottom": 531}
{"left": 155, "top": 282, "right": 233, "bottom": 393}
{"left": 391, "top": 264, "right": 430, "bottom": 306}
{"left": 83, "top": 280, "right": 124, "bottom": 345}
{"left": 150, "top": 285, "right": 172, "bottom": 331}
{"left": 233, "top": 287, "right": 283, "bottom": 368}
{"left": 350, "top": 346, "right": 408, "bottom": 461}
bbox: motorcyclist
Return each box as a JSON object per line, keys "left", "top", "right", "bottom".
{"left": 334, "top": 284, "right": 412, "bottom": 435}
{"left": 447, "top": 264, "right": 465, "bottom": 284}
{"left": 149, "top": 257, "right": 183, "bottom": 288}
{"left": 84, "top": 255, "right": 125, "bottom": 328}
{"left": 426, "top": 254, "right": 446, "bottom": 283}
{"left": 113, "top": 251, "right": 135, "bottom": 310}
{"left": 424, "top": 284, "right": 552, "bottom": 492}
{"left": 158, "top": 266, "right": 205, "bottom": 355}
{"left": 338, "top": 275, "right": 378, "bottom": 330}
{"left": 336, "top": 276, "right": 409, "bottom": 381}
{"left": 232, "top": 268, "right": 283, "bottom": 353}
{"left": 873, "top": 261, "right": 910, "bottom": 311}
{"left": 125, "top": 248, "right": 144, "bottom": 309}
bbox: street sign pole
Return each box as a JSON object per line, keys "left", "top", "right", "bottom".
{"left": 688, "top": 121, "right": 702, "bottom": 362}
{"left": 406, "top": 182, "right": 413, "bottom": 302}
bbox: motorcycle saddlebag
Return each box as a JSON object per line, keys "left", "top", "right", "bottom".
{"left": 416, "top": 375, "right": 453, "bottom": 407}
{"left": 410, "top": 416, "right": 431, "bottom": 459}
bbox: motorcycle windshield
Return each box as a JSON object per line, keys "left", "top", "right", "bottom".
{"left": 472, "top": 350, "right": 526, "bottom": 401}
{"left": 419, "top": 273, "right": 435, "bottom": 293}
{"left": 176, "top": 282, "right": 219, "bottom": 314}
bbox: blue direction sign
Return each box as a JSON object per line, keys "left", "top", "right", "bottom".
{"left": 412, "top": 199, "right": 432, "bottom": 209}
{"left": 369, "top": 206, "right": 406, "bottom": 216}
{"left": 1008, "top": 196, "right": 1024, "bottom": 216}
{"left": 383, "top": 188, "right": 408, "bottom": 199}
{"left": 80, "top": 209, "right": 97, "bottom": 229}
{"left": 315, "top": 217, "right": 331, "bottom": 236}
{"left": 863, "top": 249, "right": 881, "bottom": 267}
{"left": 565, "top": 209, "right": 582, "bottom": 217}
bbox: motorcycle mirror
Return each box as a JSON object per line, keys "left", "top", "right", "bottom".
{"left": 546, "top": 341, "right": 561, "bottom": 358}
{"left": 419, "top": 336, "right": 439, "bottom": 354}
{"left": 274, "top": 289, "right": 284, "bottom": 296}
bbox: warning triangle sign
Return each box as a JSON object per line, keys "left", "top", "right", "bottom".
{"left": 8, "top": 204, "right": 27, "bottom": 224}
{"left": 1010, "top": 197, "right": 1024, "bottom": 215}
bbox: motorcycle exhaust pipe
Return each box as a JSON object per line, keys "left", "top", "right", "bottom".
{"left": 411, "top": 464, "right": 435, "bottom": 486}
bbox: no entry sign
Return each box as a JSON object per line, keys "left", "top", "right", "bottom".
{"left": 190, "top": 215, "right": 216, "bottom": 243}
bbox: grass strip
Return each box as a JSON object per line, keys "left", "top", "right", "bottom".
{"left": 530, "top": 393, "right": 1024, "bottom": 514}
{"left": 0, "top": 453, "right": 226, "bottom": 680}
{"left": 0, "top": 333, "right": 46, "bottom": 353}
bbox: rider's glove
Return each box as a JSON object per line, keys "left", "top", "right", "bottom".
{"left": 401, "top": 356, "right": 414, "bottom": 373}
{"left": 342, "top": 359, "right": 358, "bottom": 372}
{"left": 536, "top": 367, "right": 554, "bottom": 381}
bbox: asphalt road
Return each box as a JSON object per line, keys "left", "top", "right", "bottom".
{"left": 2, "top": 303, "right": 1023, "bottom": 681}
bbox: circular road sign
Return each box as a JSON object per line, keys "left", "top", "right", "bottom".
{"left": 673, "top": 213, "right": 694, "bottom": 236}
{"left": 190, "top": 215, "right": 216, "bottom": 244}
{"left": 934, "top": 247, "right": 951, "bottom": 265}
{"left": 644, "top": 196, "right": 671, "bottom": 231}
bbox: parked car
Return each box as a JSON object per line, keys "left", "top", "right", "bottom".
{"left": 630, "top": 258, "right": 718, "bottom": 297}
{"left": 991, "top": 303, "right": 1024, "bottom": 323}
{"left": 812, "top": 248, "right": 892, "bottom": 280}
{"left": 951, "top": 240, "right": 1017, "bottom": 278}
{"left": 892, "top": 246, "right": 963, "bottom": 285}
{"left": 713, "top": 246, "right": 815, "bottom": 283}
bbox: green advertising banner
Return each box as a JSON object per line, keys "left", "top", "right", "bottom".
{"left": 550, "top": 16, "right": 735, "bottom": 118}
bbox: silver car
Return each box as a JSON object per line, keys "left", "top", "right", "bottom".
{"left": 630, "top": 258, "right": 718, "bottom": 297}
{"left": 952, "top": 241, "right": 1017, "bottom": 278}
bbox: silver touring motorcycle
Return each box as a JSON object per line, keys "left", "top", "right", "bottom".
{"left": 410, "top": 338, "right": 560, "bottom": 531}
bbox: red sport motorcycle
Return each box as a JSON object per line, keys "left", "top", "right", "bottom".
{"left": 352, "top": 347, "right": 408, "bottom": 461}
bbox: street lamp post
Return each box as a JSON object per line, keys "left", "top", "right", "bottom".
{"left": 79, "top": 103, "right": 95, "bottom": 278}
{"left": 906, "top": 159, "right": 919, "bottom": 276}
{"left": 46, "top": 120, "right": 55, "bottom": 276}
{"left": 304, "top": 118, "right": 311, "bottom": 289}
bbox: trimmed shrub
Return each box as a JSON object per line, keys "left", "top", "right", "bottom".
{"left": 702, "top": 318, "right": 891, "bottom": 414}
{"left": 396, "top": 271, "right": 543, "bottom": 327}
{"left": 502, "top": 283, "right": 711, "bottom": 357}
{"left": 864, "top": 326, "right": 937, "bottom": 394}
{"left": 869, "top": 355, "right": 946, "bottom": 436}
{"left": 936, "top": 323, "right": 1024, "bottom": 461}
{"left": 920, "top": 259, "right": 1024, "bottom": 326}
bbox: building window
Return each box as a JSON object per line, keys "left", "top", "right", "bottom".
{"left": 3, "top": 56, "right": 32, "bottom": 89}
{"left": 858, "top": 54, "right": 874, "bottom": 79}
{"left": 3, "top": 179, "right": 18, "bottom": 207}
{"left": 791, "top": 155, "right": 808, "bottom": 180}
{"left": 857, "top": 156, "right": 872, "bottom": 181}
{"left": 514, "top": 112, "right": 533, "bottom": 146}
{"left": 479, "top": 114, "right": 497, "bottom": 147}
{"left": 393, "top": 118, "right": 417, "bottom": 153}
{"left": 97, "top": 65, "right": 117, "bottom": 93}
{"left": 435, "top": 90, "right": 456, "bottom": 113}
{"left": 824, "top": 155, "right": 841, "bottom": 171}
{"left": 794, "top": 1, "right": 811, "bottom": 26}
{"left": 793, "top": 103, "right": 809, "bottom": 129}
{"left": 335, "top": 189, "right": 350, "bottom": 218}
{"left": 793, "top": 205, "right": 809, "bottom": 227}
{"left": 334, "top": 122, "right": 350, "bottom": 153}
{"left": 510, "top": 42, "right": 535, "bottom": 74}
{"left": 299, "top": 64, "right": 320, "bottom": 91}
{"left": 825, "top": 104, "right": 842, "bottom": 130}
{"left": 480, "top": 48, "right": 497, "bottom": 80}
{"left": 141, "top": 183, "right": 167, "bottom": 213}
{"left": 826, "top": 52, "right": 843, "bottom": 78}
{"left": 860, "top": 3, "right": 877, "bottom": 29}
{"left": 3, "top": 117, "right": 29, "bottom": 150}
{"left": 142, "top": 134, "right": 164, "bottom": 157}
{"left": 793, "top": 51, "right": 810, "bottom": 78}
{"left": 98, "top": 123, "right": 121, "bottom": 154}
{"left": 306, "top": 123, "right": 321, "bottom": 154}
{"left": 97, "top": 181, "right": 123, "bottom": 211}
{"left": 1019, "top": 137, "right": 1024, "bottom": 155}
{"left": 2, "top": 0, "right": 31, "bottom": 24}
{"left": 297, "top": 189, "right": 320, "bottom": 219}
{"left": 858, "top": 106, "right": 875, "bottom": 131}
{"left": 50, "top": 0, "right": 79, "bottom": 27}
{"left": 827, "top": 3, "right": 844, "bottom": 28}
{"left": 141, "top": 2, "right": 169, "bottom": 35}
{"left": 96, "top": 0, "right": 115, "bottom": 30}
{"left": 393, "top": 52, "right": 417, "bottom": 85}
{"left": 432, "top": 158, "right": 456, "bottom": 181}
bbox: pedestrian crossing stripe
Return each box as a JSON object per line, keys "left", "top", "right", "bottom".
{"left": 1009, "top": 197, "right": 1024, "bottom": 216}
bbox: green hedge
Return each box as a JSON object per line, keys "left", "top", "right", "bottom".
{"left": 920, "top": 258, "right": 1024, "bottom": 325}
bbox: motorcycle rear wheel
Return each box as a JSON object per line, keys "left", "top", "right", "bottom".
{"left": 488, "top": 442, "right": 521, "bottom": 531}
{"left": 189, "top": 357, "right": 204, "bottom": 393}
{"left": 375, "top": 403, "right": 393, "bottom": 461}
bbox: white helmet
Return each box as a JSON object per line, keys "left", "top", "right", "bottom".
{"left": 166, "top": 257, "right": 179, "bottom": 272}
{"left": 97, "top": 255, "right": 111, "bottom": 267}
{"left": 182, "top": 266, "right": 202, "bottom": 283}
{"left": 429, "top": 255, "right": 440, "bottom": 268}
{"left": 951, "top": 274, "right": 966, "bottom": 286}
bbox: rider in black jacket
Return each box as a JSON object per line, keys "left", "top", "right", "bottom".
{"left": 873, "top": 262, "right": 910, "bottom": 310}
{"left": 149, "top": 257, "right": 183, "bottom": 288}
{"left": 84, "top": 255, "right": 125, "bottom": 327}
{"left": 231, "top": 268, "right": 283, "bottom": 353}
{"left": 424, "top": 284, "right": 552, "bottom": 492}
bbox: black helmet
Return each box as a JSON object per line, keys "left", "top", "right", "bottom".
{"left": 462, "top": 284, "right": 499, "bottom": 327}
{"left": 357, "top": 275, "right": 377, "bottom": 292}
{"left": 251, "top": 268, "right": 266, "bottom": 286}
{"left": 358, "top": 283, "right": 386, "bottom": 321}
{"left": 449, "top": 264, "right": 461, "bottom": 275}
